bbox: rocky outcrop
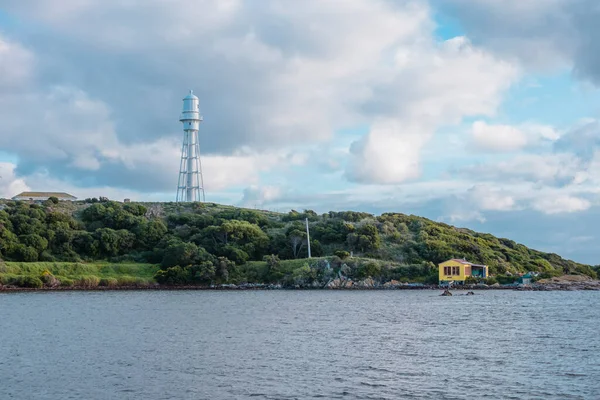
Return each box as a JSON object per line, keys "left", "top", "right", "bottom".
{"left": 325, "top": 277, "right": 381, "bottom": 289}
{"left": 537, "top": 275, "right": 593, "bottom": 284}
{"left": 354, "top": 278, "right": 376, "bottom": 288}
{"left": 326, "top": 278, "right": 353, "bottom": 289}
{"left": 512, "top": 275, "right": 600, "bottom": 291}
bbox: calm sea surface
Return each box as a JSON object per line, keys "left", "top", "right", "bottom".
{"left": 1, "top": 290, "right": 598, "bottom": 399}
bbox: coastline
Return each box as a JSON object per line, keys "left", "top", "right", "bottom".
{"left": 2, "top": 280, "right": 599, "bottom": 293}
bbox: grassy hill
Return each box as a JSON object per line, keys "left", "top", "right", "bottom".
{"left": 0, "top": 198, "right": 597, "bottom": 289}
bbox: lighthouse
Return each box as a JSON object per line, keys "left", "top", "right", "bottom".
{"left": 176, "top": 90, "right": 205, "bottom": 202}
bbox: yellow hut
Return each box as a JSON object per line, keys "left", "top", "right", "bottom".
{"left": 438, "top": 258, "right": 488, "bottom": 285}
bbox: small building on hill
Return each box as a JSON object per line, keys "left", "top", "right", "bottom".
{"left": 438, "top": 258, "right": 489, "bottom": 285}
{"left": 12, "top": 191, "right": 77, "bottom": 202}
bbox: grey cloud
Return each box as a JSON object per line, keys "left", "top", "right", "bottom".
{"left": 0, "top": 0, "right": 435, "bottom": 192}
{"left": 553, "top": 120, "right": 600, "bottom": 160}
{"left": 453, "top": 118, "right": 600, "bottom": 188}
{"left": 434, "top": 0, "right": 574, "bottom": 68}
{"left": 436, "top": 0, "right": 600, "bottom": 85}
{"left": 455, "top": 155, "right": 584, "bottom": 187}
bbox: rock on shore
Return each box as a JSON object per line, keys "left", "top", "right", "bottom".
{"left": 532, "top": 275, "right": 600, "bottom": 291}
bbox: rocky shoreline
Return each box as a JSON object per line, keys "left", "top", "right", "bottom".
{"left": 1, "top": 276, "right": 599, "bottom": 293}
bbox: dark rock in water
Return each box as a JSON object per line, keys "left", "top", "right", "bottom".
{"left": 440, "top": 289, "right": 452, "bottom": 296}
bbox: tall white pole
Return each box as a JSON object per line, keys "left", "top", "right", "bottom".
{"left": 305, "top": 217, "right": 311, "bottom": 258}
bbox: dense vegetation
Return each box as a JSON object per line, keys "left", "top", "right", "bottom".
{"left": 0, "top": 198, "right": 597, "bottom": 288}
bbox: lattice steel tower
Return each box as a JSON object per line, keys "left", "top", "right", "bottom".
{"left": 176, "top": 90, "right": 205, "bottom": 202}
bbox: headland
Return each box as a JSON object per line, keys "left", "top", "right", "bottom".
{"left": 0, "top": 198, "right": 597, "bottom": 292}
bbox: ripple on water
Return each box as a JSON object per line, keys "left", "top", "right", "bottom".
{"left": 0, "top": 290, "right": 599, "bottom": 399}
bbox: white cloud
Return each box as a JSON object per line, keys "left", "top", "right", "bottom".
{"left": 0, "top": 85, "right": 120, "bottom": 167}
{"left": 445, "top": 210, "right": 486, "bottom": 224}
{"left": 347, "top": 119, "right": 424, "bottom": 183}
{"left": 240, "top": 185, "right": 283, "bottom": 208}
{"left": 346, "top": 36, "right": 519, "bottom": 184}
{"left": 470, "top": 121, "right": 560, "bottom": 153}
{"left": 202, "top": 151, "right": 284, "bottom": 191}
{"left": 0, "top": 163, "right": 30, "bottom": 199}
{"left": 471, "top": 121, "right": 527, "bottom": 152}
{"left": 533, "top": 195, "right": 591, "bottom": 214}
{"left": 461, "top": 153, "right": 583, "bottom": 185}
{"left": 0, "top": 37, "right": 34, "bottom": 89}
{"left": 468, "top": 185, "right": 516, "bottom": 211}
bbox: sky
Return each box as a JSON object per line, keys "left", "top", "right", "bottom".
{"left": 1, "top": 0, "right": 600, "bottom": 264}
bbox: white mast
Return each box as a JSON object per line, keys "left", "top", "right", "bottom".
{"left": 176, "top": 90, "right": 205, "bottom": 202}
{"left": 306, "top": 217, "right": 312, "bottom": 258}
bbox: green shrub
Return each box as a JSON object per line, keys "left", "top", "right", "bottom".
{"left": 0, "top": 263, "right": 9, "bottom": 274}
{"left": 0, "top": 273, "right": 15, "bottom": 285}
{"left": 6, "top": 275, "right": 44, "bottom": 288}
{"left": 155, "top": 267, "right": 185, "bottom": 285}
{"left": 286, "top": 264, "right": 316, "bottom": 286}
{"left": 356, "top": 261, "right": 381, "bottom": 279}
{"left": 75, "top": 275, "right": 100, "bottom": 288}
{"left": 334, "top": 250, "right": 350, "bottom": 260}
{"left": 39, "top": 251, "right": 56, "bottom": 262}
{"left": 99, "top": 277, "right": 119, "bottom": 287}
{"left": 484, "top": 277, "right": 498, "bottom": 285}
{"left": 574, "top": 264, "right": 598, "bottom": 279}
{"left": 117, "top": 275, "right": 150, "bottom": 287}
{"left": 496, "top": 275, "right": 518, "bottom": 285}
{"left": 538, "top": 269, "right": 563, "bottom": 280}
{"left": 59, "top": 277, "right": 74, "bottom": 287}
{"left": 424, "top": 273, "right": 439, "bottom": 285}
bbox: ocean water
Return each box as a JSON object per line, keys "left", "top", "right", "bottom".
{"left": 0, "top": 290, "right": 598, "bottom": 399}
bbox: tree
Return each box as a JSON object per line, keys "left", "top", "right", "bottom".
{"left": 193, "top": 261, "right": 216, "bottom": 284}
{"left": 310, "top": 239, "right": 324, "bottom": 257}
{"left": 161, "top": 242, "right": 200, "bottom": 268}
{"left": 95, "top": 228, "right": 121, "bottom": 257}
{"left": 264, "top": 254, "right": 283, "bottom": 282}
{"left": 135, "top": 218, "right": 168, "bottom": 249}
{"left": 0, "top": 227, "right": 19, "bottom": 257}
{"left": 358, "top": 224, "right": 381, "bottom": 251}
{"left": 154, "top": 266, "right": 191, "bottom": 285}
{"left": 72, "top": 231, "right": 98, "bottom": 258}
{"left": 123, "top": 203, "right": 147, "bottom": 216}
{"left": 19, "top": 233, "right": 48, "bottom": 253}
{"left": 221, "top": 245, "right": 249, "bottom": 265}
{"left": 201, "top": 220, "right": 269, "bottom": 259}
{"left": 11, "top": 244, "right": 39, "bottom": 262}
{"left": 356, "top": 261, "right": 381, "bottom": 279}
{"left": 215, "top": 257, "right": 235, "bottom": 282}
{"left": 287, "top": 229, "right": 306, "bottom": 259}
